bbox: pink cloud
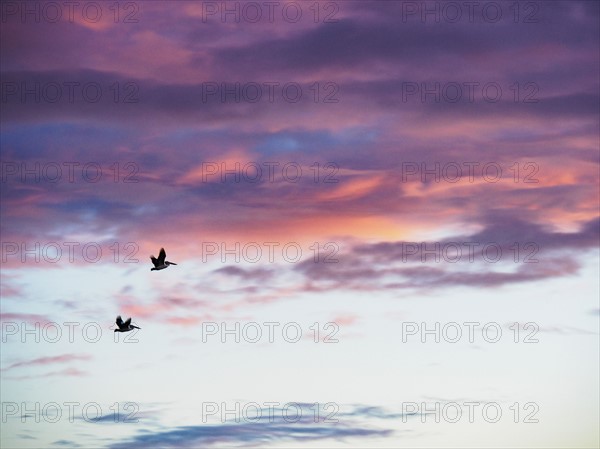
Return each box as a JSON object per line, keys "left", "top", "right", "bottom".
{"left": 2, "top": 353, "right": 92, "bottom": 371}
{"left": 0, "top": 312, "right": 53, "bottom": 325}
{"left": 331, "top": 314, "right": 359, "bottom": 326}
{"left": 4, "top": 367, "right": 89, "bottom": 380}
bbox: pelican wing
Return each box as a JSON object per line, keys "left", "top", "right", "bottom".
{"left": 124, "top": 317, "right": 132, "bottom": 327}
{"left": 116, "top": 316, "right": 124, "bottom": 327}
{"left": 158, "top": 248, "right": 166, "bottom": 264}
{"left": 150, "top": 255, "right": 159, "bottom": 267}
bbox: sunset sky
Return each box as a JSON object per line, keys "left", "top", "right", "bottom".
{"left": 1, "top": 1, "right": 599, "bottom": 448}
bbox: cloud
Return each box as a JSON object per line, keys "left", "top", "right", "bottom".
{"left": 212, "top": 266, "right": 275, "bottom": 282}
{"left": 2, "top": 354, "right": 91, "bottom": 372}
{"left": 297, "top": 257, "right": 581, "bottom": 291}
{"left": 331, "top": 314, "right": 359, "bottom": 326}
{"left": 4, "top": 367, "right": 89, "bottom": 381}
{"left": 18, "top": 434, "right": 37, "bottom": 440}
{"left": 0, "top": 282, "right": 25, "bottom": 298}
{"left": 52, "top": 440, "right": 82, "bottom": 448}
{"left": 108, "top": 403, "right": 395, "bottom": 448}
{"left": 355, "top": 215, "right": 600, "bottom": 263}
{"left": 291, "top": 215, "right": 598, "bottom": 291}
{"left": 0, "top": 312, "right": 53, "bottom": 324}
{"left": 110, "top": 422, "right": 390, "bottom": 448}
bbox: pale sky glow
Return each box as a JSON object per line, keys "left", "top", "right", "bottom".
{"left": 1, "top": 1, "right": 599, "bottom": 448}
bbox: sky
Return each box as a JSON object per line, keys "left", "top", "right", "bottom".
{"left": 0, "top": 0, "right": 599, "bottom": 448}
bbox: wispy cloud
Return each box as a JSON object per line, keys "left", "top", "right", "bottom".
{"left": 2, "top": 354, "right": 92, "bottom": 375}
{"left": 0, "top": 312, "right": 54, "bottom": 324}
{"left": 108, "top": 403, "right": 397, "bottom": 448}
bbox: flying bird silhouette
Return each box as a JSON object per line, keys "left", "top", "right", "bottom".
{"left": 150, "top": 247, "right": 177, "bottom": 271}
{"left": 114, "top": 316, "right": 141, "bottom": 332}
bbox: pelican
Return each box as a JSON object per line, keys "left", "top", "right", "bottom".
{"left": 150, "top": 247, "right": 177, "bottom": 271}
{"left": 114, "top": 316, "right": 141, "bottom": 332}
